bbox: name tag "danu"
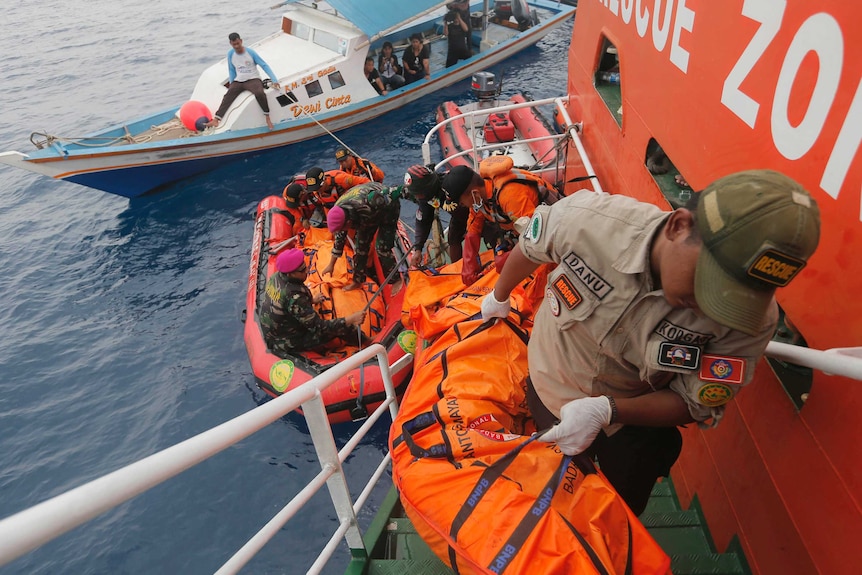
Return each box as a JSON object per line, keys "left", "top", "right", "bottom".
{"left": 562, "top": 252, "right": 614, "bottom": 299}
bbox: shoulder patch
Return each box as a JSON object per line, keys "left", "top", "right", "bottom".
{"left": 747, "top": 248, "right": 806, "bottom": 287}
{"left": 562, "top": 252, "right": 613, "bottom": 299}
{"left": 545, "top": 287, "right": 560, "bottom": 316}
{"left": 657, "top": 342, "right": 700, "bottom": 370}
{"left": 699, "top": 355, "right": 745, "bottom": 384}
{"left": 551, "top": 275, "right": 582, "bottom": 310}
{"left": 697, "top": 383, "right": 733, "bottom": 407}
{"left": 525, "top": 212, "right": 542, "bottom": 243}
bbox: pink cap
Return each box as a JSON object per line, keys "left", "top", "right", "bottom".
{"left": 327, "top": 205, "right": 347, "bottom": 232}
{"left": 276, "top": 248, "right": 305, "bottom": 273}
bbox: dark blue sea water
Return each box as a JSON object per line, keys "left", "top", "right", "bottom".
{"left": 0, "top": 2, "right": 571, "bottom": 573}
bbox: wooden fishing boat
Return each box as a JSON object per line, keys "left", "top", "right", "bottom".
{"left": 0, "top": 0, "right": 574, "bottom": 197}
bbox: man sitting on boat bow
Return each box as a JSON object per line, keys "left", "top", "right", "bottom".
{"left": 205, "top": 32, "right": 281, "bottom": 131}
{"left": 480, "top": 171, "right": 821, "bottom": 515}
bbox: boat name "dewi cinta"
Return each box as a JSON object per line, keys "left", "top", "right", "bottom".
{"left": 288, "top": 95, "right": 353, "bottom": 117}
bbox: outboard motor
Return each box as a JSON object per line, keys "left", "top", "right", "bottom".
{"left": 471, "top": 71, "right": 499, "bottom": 102}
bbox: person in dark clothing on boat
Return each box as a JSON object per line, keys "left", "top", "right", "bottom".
{"left": 260, "top": 249, "right": 366, "bottom": 354}
{"left": 402, "top": 33, "right": 431, "bottom": 84}
{"left": 378, "top": 41, "right": 405, "bottom": 91}
{"left": 444, "top": 1, "right": 473, "bottom": 67}
{"left": 403, "top": 164, "right": 469, "bottom": 266}
{"left": 479, "top": 170, "right": 822, "bottom": 515}
{"left": 321, "top": 182, "right": 401, "bottom": 291}
{"left": 205, "top": 32, "right": 281, "bottom": 131}
{"left": 364, "top": 57, "right": 388, "bottom": 96}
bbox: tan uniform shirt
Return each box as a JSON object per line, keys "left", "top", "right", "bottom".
{"left": 520, "top": 190, "right": 777, "bottom": 427}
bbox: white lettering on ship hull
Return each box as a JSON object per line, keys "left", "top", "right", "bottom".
{"left": 600, "top": 0, "right": 696, "bottom": 74}
{"left": 598, "top": 0, "right": 860, "bottom": 219}
{"left": 719, "top": 0, "right": 861, "bottom": 219}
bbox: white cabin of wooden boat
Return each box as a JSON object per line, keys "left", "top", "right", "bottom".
{"left": 189, "top": 4, "right": 377, "bottom": 132}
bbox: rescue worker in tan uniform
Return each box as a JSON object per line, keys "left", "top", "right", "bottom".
{"left": 480, "top": 170, "right": 821, "bottom": 514}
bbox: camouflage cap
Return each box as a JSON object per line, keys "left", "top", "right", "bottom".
{"left": 694, "top": 170, "right": 820, "bottom": 336}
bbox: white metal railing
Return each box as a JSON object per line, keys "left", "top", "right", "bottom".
{"left": 553, "top": 96, "right": 605, "bottom": 194}
{"left": 0, "top": 344, "right": 411, "bottom": 574}
{"left": 421, "top": 95, "right": 605, "bottom": 194}
{"left": 765, "top": 342, "right": 862, "bottom": 381}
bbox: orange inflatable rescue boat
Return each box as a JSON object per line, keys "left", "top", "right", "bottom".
{"left": 243, "top": 195, "right": 414, "bottom": 423}
{"left": 390, "top": 264, "right": 671, "bottom": 574}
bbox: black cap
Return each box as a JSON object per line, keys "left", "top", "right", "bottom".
{"left": 404, "top": 164, "right": 441, "bottom": 200}
{"left": 442, "top": 165, "right": 477, "bottom": 202}
{"left": 305, "top": 167, "right": 325, "bottom": 191}
{"left": 283, "top": 183, "right": 304, "bottom": 206}
{"left": 335, "top": 147, "right": 350, "bottom": 161}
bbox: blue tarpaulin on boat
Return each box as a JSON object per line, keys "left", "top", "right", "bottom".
{"left": 325, "top": 0, "right": 449, "bottom": 39}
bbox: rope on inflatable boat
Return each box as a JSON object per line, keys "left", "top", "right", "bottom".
{"left": 351, "top": 245, "right": 413, "bottom": 419}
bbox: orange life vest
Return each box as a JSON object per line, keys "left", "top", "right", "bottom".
{"left": 478, "top": 156, "right": 561, "bottom": 227}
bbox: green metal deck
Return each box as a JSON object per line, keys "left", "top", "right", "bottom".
{"left": 347, "top": 478, "right": 750, "bottom": 575}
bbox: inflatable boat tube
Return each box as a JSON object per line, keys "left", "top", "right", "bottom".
{"left": 437, "top": 101, "right": 476, "bottom": 168}
{"left": 509, "top": 93, "right": 558, "bottom": 168}
{"left": 244, "top": 195, "right": 414, "bottom": 423}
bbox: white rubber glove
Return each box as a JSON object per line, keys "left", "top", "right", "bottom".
{"left": 537, "top": 396, "right": 612, "bottom": 455}
{"left": 480, "top": 290, "right": 511, "bottom": 321}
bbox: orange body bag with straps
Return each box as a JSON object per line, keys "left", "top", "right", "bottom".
{"left": 390, "top": 318, "right": 671, "bottom": 575}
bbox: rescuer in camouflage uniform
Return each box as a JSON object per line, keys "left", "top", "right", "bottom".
{"left": 260, "top": 248, "right": 366, "bottom": 354}
{"left": 320, "top": 182, "right": 401, "bottom": 291}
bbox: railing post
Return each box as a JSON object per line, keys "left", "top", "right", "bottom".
{"left": 554, "top": 97, "right": 604, "bottom": 194}
{"left": 302, "top": 390, "right": 366, "bottom": 554}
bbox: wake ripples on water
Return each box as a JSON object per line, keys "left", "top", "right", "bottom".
{"left": 0, "top": 1, "right": 571, "bottom": 572}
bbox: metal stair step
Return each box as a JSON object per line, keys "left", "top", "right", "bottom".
{"left": 642, "top": 481, "right": 681, "bottom": 514}
{"left": 668, "top": 553, "right": 747, "bottom": 575}
{"left": 640, "top": 510, "right": 703, "bottom": 528}
{"left": 367, "top": 558, "right": 453, "bottom": 575}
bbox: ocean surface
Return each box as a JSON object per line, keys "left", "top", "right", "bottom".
{"left": 0, "top": 2, "right": 571, "bottom": 573}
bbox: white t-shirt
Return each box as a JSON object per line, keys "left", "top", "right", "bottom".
{"left": 232, "top": 50, "right": 261, "bottom": 83}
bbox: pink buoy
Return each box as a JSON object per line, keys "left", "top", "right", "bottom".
{"left": 179, "top": 100, "right": 212, "bottom": 131}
